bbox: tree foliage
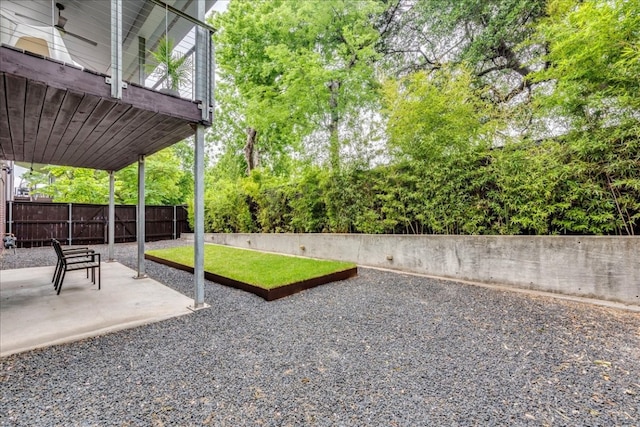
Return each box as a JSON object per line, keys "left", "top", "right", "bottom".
{"left": 23, "top": 146, "right": 191, "bottom": 206}
{"left": 29, "top": 0, "right": 638, "bottom": 236}
{"left": 383, "top": 66, "right": 495, "bottom": 162}
{"left": 200, "top": 0, "right": 638, "bottom": 236}
{"left": 29, "top": 167, "right": 110, "bottom": 204}
{"left": 532, "top": 0, "right": 640, "bottom": 128}
{"left": 211, "top": 0, "right": 384, "bottom": 172}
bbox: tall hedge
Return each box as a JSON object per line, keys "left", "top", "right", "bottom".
{"left": 202, "top": 130, "right": 639, "bottom": 236}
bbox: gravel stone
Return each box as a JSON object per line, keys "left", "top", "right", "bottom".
{"left": 1, "top": 240, "right": 639, "bottom": 426}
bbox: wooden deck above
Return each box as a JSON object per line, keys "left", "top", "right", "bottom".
{"left": 0, "top": 45, "right": 206, "bottom": 171}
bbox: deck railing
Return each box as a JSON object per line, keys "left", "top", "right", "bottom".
{"left": 0, "top": 0, "right": 214, "bottom": 108}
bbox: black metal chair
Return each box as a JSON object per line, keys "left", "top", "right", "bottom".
{"left": 51, "top": 239, "right": 94, "bottom": 286}
{"left": 51, "top": 239, "right": 101, "bottom": 295}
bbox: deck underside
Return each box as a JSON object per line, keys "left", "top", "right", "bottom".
{"left": 0, "top": 45, "right": 204, "bottom": 171}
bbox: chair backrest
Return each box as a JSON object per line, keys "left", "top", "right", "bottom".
{"left": 15, "top": 36, "right": 50, "bottom": 57}
{"left": 51, "top": 238, "right": 64, "bottom": 260}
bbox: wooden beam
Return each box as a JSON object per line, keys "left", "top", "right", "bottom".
{"left": 49, "top": 94, "right": 101, "bottom": 165}
{"left": 74, "top": 108, "right": 155, "bottom": 168}
{"left": 1, "top": 46, "right": 202, "bottom": 124}
{"left": 0, "top": 46, "right": 201, "bottom": 170}
{"left": 96, "top": 111, "right": 166, "bottom": 169}
{"left": 23, "top": 80, "right": 47, "bottom": 163}
{"left": 42, "top": 90, "right": 85, "bottom": 165}
{"left": 33, "top": 86, "right": 67, "bottom": 164}
{"left": 76, "top": 102, "right": 133, "bottom": 165}
{"left": 4, "top": 74, "right": 26, "bottom": 160}
{"left": 0, "top": 75, "right": 9, "bottom": 159}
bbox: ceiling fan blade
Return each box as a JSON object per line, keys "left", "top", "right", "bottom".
{"left": 56, "top": 26, "right": 98, "bottom": 47}
{"left": 12, "top": 11, "right": 99, "bottom": 47}
{"left": 13, "top": 11, "right": 42, "bottom": 22}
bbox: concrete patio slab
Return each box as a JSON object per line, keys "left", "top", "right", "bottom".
{"left": 0, "top": 262, "right": 196, "bottom": 357}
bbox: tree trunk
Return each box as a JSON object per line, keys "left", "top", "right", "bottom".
{"left": 327, "top": 80, "right": 341, "bottom": 171}
{"left": 244, "top": 127, "right": 259, "bottom": 175}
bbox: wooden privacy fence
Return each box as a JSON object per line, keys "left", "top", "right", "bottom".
{"left": 4, "top": 202, "right": 190, "bottom": 248}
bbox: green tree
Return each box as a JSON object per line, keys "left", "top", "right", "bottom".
{"left": 532, "top": 0, "right": 640, "bottom": 128}
{"left": 529, "top": 0, "right": 640, "bottom": 234}
{"left": 115, "top": 147, "right": 188, "bottom": 205}
{"left": 27, "top": 167, "right": 109, "bottom": 203}
{"left": 199, "top": 0, "right": 639, "bottom": 236}
{"left": 212, "top": 0, "right": 384, "bottom": 172}
{"left": 380, "top": 0, "right": 546, "bottom": 91}
{"left": 383, "top": 66, "right": 495, "bottom": 162}
{"left": 22, "top": 147, "right": 189, "bottom": 205}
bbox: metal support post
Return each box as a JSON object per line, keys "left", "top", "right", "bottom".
{"left": 110, "top": 0, "right": 123, "bottom": 99}
{"left": 190, "top": 0, "right": 208, "bottom": 309}
{"left": 136, "top": 155, "right": 147, "bottom": 278}
{"left": 108, "top": 171, "right": 115, "bottom": 261}
{"left": 138, "top": 36, "right": 146, "bottom": 85}
{"left": 193, "top": 127, "right": 205, "bottom": 308}
{"left": 209, "top": 32, "right": 215, "bottom": 115}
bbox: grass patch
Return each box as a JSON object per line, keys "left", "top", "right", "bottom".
{"left": 146, "top": 244, "right": 356, "bottom": 290}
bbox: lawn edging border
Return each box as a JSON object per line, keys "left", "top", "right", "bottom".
{"left": 144, "top": 253, "right": 358, "bottom": 301}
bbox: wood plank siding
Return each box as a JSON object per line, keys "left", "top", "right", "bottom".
{"left": 0, "top": 45, "right": 204, "bottom": 171}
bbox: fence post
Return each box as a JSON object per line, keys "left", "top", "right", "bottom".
{"left": 173, "top": 205, "right": 177, "bottom": 240}
{"left": 68, "top": 203, "right": 73, "bottom": 245}
{"left": 8, "top": 201, "right": 13, "bottom": 235}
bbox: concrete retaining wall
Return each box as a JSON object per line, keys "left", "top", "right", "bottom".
{"left": 183, "top": 233, "right": 640, "bottom": 305}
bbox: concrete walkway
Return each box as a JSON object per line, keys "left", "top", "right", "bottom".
{"left": 0, "top": 262, "right": 195, "bottom": 357}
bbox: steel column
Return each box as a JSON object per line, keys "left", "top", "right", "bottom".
{"left": 138, "top": 36, "right": 146, "bottom": 85}
{"left": 108, "top": 171, "right": 115, "bottom": 261}
{"left": 136, "top": 155, "right": 146, "bottom": 278}
{"left": 191, "top": 0, "right": 208, "bottom": 309}
{"left": 193, "top": 127, "right": 205, "bottom": 308}
{"left": 110, "top": 0, "right": 123, "bottom": 99}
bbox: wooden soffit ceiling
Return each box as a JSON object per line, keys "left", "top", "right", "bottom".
{"left": 0, "top": 45, "right": 202, "bottom": 171}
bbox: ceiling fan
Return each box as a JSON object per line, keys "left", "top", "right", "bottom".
{"left": 14, "top": 2, "right": 99, "bottom": 47}
{"left": 53, "top": 2, "right": 98, "bottom": 47}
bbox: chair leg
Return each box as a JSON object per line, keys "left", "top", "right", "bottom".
{"left": 56, "top": 270, "right": 67, "bottom": 295}
{"left": 52, "top": 261, "right": 60, "bottom": 285}
{"left": 54, "top": 269, "right": 62, "bottom": 292}
{"left": 54, "top": 264, "right": 64, "bottom": 291}
{"left": 98, "top": 265, "right": 101, "bottom": 290}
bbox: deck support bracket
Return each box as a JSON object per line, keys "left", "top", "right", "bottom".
{"left": 105, "top": 77, "right": 128, "bottom": 89}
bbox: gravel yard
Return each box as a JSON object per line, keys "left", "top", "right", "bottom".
{"left": 1, "top": 240, "right": 639, "bottom": 426}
